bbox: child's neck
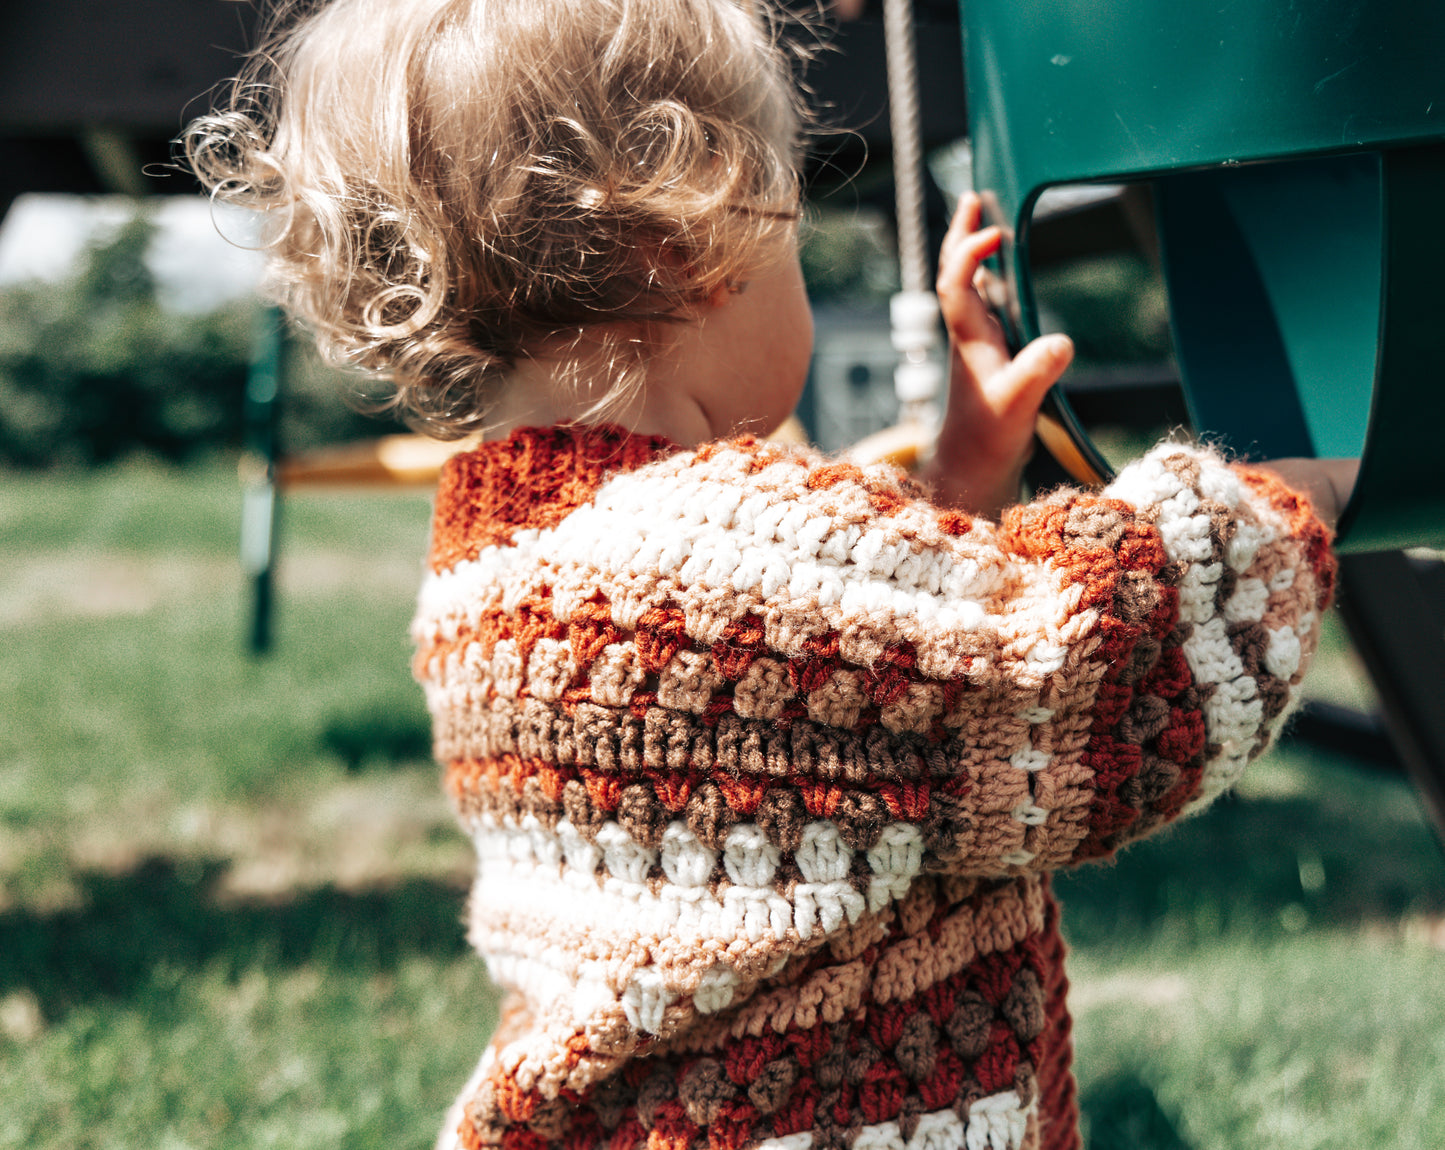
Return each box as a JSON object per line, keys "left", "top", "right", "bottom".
{"left": 485, "top": 332, "right": 714, "bottom": 447}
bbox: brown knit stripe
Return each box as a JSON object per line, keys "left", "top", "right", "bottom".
{"left": 414, "top": 589, "right": 1036, "bottom": 707}
{"left": 438, "top": 705, "right": 971, "bottom": 786}
{"left": 428, "top": 424, "right": 675, "bottom": 573}
{"left": 429, "top": 684, "right": 1065, "bottom": 785}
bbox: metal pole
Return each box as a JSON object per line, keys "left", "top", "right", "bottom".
{"left": 241, "top": 305, "right": 283, "bottom": 655}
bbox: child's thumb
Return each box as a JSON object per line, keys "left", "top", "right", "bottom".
{"left": 994, "top": 333, "right": 1073, "bottom": 412}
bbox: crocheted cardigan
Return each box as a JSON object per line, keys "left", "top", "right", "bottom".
{"left": 414, "top": 425, "right": 1335, "bottom": 1150}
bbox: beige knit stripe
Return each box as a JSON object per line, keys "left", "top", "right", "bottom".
{"left": 465, "top": 860, "right": 811, "bottom": 991}
{"left": 871, "top": 874, "right": 1048, "bottom": 1004}
{"left": 688, "top": 952, "right": 873, "bottom": 1051}
{"left": 1023, "top": 1107, "right": 1040, "bottom": 1150}
{"left": 468, "top": 893, "right": 795, "bottom": 984}
{"left": 416, "top": 588, "right": 1097, "bottom": 738}
{"left": 489, "top": 1009, "right": 654, "bottom": 1099}
{"left": 414, "top": 591, "right": 1053, "bottom": 704}
{"left": 656, "top": 904, "right": 895, "bottom": 1055}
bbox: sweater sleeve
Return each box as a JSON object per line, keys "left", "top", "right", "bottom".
{"left": 979, "top": 442, "right": 1336, "bottom": 866}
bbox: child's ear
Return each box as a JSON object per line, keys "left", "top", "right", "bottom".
{"left": 705, "top": 280, "right": 745, "bottom": 309}
{"left": 643, "top": 238, "right": 729, "bottom": 309}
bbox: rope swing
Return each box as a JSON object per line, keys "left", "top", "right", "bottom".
{"left": 881, "top": 0, "right": 942, "bottom": 431}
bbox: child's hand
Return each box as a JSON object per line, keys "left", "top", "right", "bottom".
{"left": 1256, "top": 457, "right": 1360, "bottom": 531}
{"left": 918, "top": 193, "right": 1074, "bottom": 519}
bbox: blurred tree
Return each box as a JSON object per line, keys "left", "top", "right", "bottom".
{"left": 0, "top": 208, "right": 401, "bottom": 468}
{"left": 0, "top": 211, "right": 247, "bottom": 466}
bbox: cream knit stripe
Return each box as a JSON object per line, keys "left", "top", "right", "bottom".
{"left": 464, "top": 814, "right": 927, "bottom": 1034}
{"left": 413, "top": 452, "right": 1091, "bottom": 685}
{"left": 467, "top": 812, "right": 917, "bottom": 922}
{"left": 752, "top": 1095, "right": 1034, "bottom": 1150}
{"left": 1103, "top": 447, "right": 1316, "bottom": 811}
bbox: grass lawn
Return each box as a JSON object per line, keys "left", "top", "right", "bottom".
{"left": 1, "top": 458, "right": 1442, "bottom": 1150}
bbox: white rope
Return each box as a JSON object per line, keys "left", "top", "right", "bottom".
{"left": 881, "top": 0, "right": 943, "bottom": 423}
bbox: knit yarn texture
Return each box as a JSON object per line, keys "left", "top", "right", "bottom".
{"left": 413, "top": 425, "right": 1336, "bottom": 1150}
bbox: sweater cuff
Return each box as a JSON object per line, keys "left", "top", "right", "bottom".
{"left": 1103, "top": 443, "right": 1337, "bottom": 810}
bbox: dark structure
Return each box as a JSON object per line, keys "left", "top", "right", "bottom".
{"left": 0, "top": 1, "right": 261, "bottom": 214}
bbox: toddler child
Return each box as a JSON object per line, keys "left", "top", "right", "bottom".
{"left": 187, "top": 2, "right": 1349, "bottom": 1148}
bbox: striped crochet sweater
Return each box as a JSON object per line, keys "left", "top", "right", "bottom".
{"left": 413, "top": 425, "right": 1335, "bottom": 1150}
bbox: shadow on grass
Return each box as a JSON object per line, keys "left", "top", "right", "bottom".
{"left": 320, "top": 706, "right": 432, "bottom": 772}
{"left": 0, "top": 856, "right": 469, "bottom": 1020}
{"left": 1081, "top": 1073, "right": 1192, "bottom": 1150}
{"left": 1055, "top": 762, "right": 1445, "bottom": 950}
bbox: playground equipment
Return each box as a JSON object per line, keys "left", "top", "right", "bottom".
{"left": 960, "top": 0, "right": 1445, "bottom": 553}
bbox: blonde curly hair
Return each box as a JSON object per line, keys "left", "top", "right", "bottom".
{"left": 185, "top": 0, "right": 809, "bottom": 435}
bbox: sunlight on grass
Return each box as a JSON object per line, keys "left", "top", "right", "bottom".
{"left": 0, "top": 957, "right": 498, "bottom": 1150}
{"left": 1070, "top": 934, "right": 1445, "bottom": 1150}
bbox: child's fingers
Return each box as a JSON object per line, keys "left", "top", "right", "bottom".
{"left": 938, "top": 191, "right": 984, "bottom": 265}
{"left": 984, "top": 333, "right": 1074, "bottom": 417}
{"left": 937, "top": 195, "right": 1013, "bottom": 373}
{"left": 938, "top": 227, "right": 1009, "bottom": 381}
{"left": 973, "top": 264, "right": 1007, "bottom": 313}
{"left": 937, "top": 194, "right": 994, "bottom": 307}
{"left": 937, "top": 227, "right": 1002, "bottom": 326}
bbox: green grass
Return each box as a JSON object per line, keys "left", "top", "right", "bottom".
{"left": 1056, "top": 744, "right": 1445, "bottom": 1149}
{"left": 0, "top": 957, "right": 495, "bottom": 1150}
{"left": 1, "top": 459, "right": 439, "bottom": 857}
{"left": 2, "top": 458, "right": 1442, "bottom": 1150}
